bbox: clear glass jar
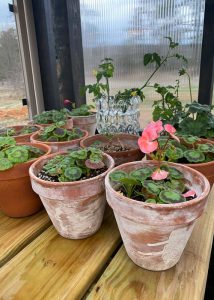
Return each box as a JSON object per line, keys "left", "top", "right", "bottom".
{"left": 96, "top": 96, "right": 141, "bottom": 134}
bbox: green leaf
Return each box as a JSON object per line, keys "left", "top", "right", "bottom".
{"left": 110, "top": 171, "right": 127, "bottom": 182}
{"left": 183, "top": 150, "right": 205, "bottom": 163}
{"left": 142, "top": 180, "right": 162, "bottom": 195}
{"left": 0, "top": 158, "right": 13, "bottom": 170}
{"left": 159, "top": 190, "right": 185, "bottom": 204}
{"left": 143, "top": 53, "right": 152, "bottom": 66}
{"left": 165, "top": 147, "right": 183, "bottom": 161}
{"left": 181, "top": 135, "right": 200, "bottom": 144}
{"left": 130, "top": 167, "right": 153, "bottom": 180}
{"left": 197, "top": 143, "right": 214, "bottom": 153}
{"left": 145, "top": 198, "right": 156, "bottom": 203}
{"left": 64, "top": 166, "right": 82, "bottom": 181}
{"left": 165, "top": 179, "right": 185, "bottom": 193}
{"left": 166, "top": 167, "right": 184, "bottom": 179}
{"left": 7, "top": 147, "right": 29, "bottom": 163}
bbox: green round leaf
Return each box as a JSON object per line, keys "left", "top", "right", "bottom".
{"left": 53, "top": 128, "right": 66, "bottom": 138}
{"left": 165, "top": 147, "right": 183, "bottom": 161}
{"left": 64, "top": 166, "right": 82, "bottom": 181}
{"left": 110, "top": 171, "right": 127, "bottom": 182}
{"left": 197, "top": 143, "right": 214, "bottom": 153}
{"left": 0, "top": 158, "right": 13, "bottom": 170}
{"left": 130, "top": 167, "right": 153, "bottom": 180}
{"left": 181, "top": 135, "right": 200, "bottom": 144}
{"left": 183, "top": 150, "right": 205, "bottom": 163}
{"left": 165, "top": 179, "right": 185, "bottom": 193}
{"left": 142, "top": 180, "right": 161, "bottom": 195}
{"left": 159, "top": 190, "right": 185, "bottom": 204}
{"left": 167, "top": 167, "right": 184, "bottom": 179}
{"left": 7, "top": 147, "right": 29, "bottom": 163}
{"left": 145, "top": 198, "right": 156, "bottom": 203}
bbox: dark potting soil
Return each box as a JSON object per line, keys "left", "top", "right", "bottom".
{"left": 37, "top": 167, "right": 107, "bottom": 182}
{"left": 98, "top": 144, "right": 132, "bottom": 152}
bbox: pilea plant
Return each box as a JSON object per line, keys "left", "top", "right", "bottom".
{"left": 64, "top": 100, "right": 95, "bottom": 116}
{"left": 36, "top": 122, "right": 84, "bottom": 142}
{"left": 82, "top": 37, "right": 187, "bottom": 111}
{"left": 37, "top": 147, "right": 106, "bottom": 182}
{"left": 0, "top": 125, "right": 39, "bottom": 137}
{"left": 0, "top": 137, "right": 44, "bottom": 171}
{"left": 110, "top": 120, "right": 197, "bottom": 204}
{"left": 33, "top": 108, "right": 71, "bottom": 124}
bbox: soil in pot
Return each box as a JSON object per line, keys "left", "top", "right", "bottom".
{"left": 105, "top": 160, "right": 210, "bottom": 271}
{"left": 29, "top": 148, "right": 115, "bottom": 239}
{"left": 0, "top": 141, "right": 51, "bottom": 217}
{"left": 80, "top": 133, "right": 144, "bottom": 166}
{"left": 0, "top": 125, "right": 42, "bottom": 143}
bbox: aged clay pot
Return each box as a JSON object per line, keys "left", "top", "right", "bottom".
{"left": 29, "top": 118, "right": 73, "bottom": 129}
{"left": 29, "top": 152, "right": 115, "bottom": 239}
{"left": 80, "top": 133, "right": 144, "bottom": 166}
{"left": 1, "top": 125, "right": 42, "bottom": 143}
{"left": 71, "top": 113, "right": 97, "bottom": 136}
{"left": 105, "top": 160, "right": 210, "bottom": 271}
{"left": 0, "top": 142, "right": 51, "bottom": 218}
{"left": 30, "top": 129, "right": 88, "bottom": 153}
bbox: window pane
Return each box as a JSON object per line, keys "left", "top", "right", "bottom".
{"left": 80, "top": 0, "right": 205, "bottom": 127}
{"left": 0, "top": 0, "right": 28, "bottom": 127}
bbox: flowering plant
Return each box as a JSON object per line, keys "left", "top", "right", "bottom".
{"left": 109, "top": 120, "right": 198, "bottom": 204}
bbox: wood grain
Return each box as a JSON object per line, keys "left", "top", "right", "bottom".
{"left": 0, "top": 210, "right": 51, "bottom": 267}
{"left": 87, "top": 186, "right": 214, "bottom": 300}
{"left": 0, "top": 208, "right": 121, "bottom": 300}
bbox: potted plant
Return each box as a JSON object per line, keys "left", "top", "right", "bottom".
{"left": 80, "top": 133, "right": 144, "bottom": 166}
{"left": 83, "top": 37, "right": 187, "bottom": 134}
{"left": 30, "top": 122, "right": 88, "bottom": 153}
{"left": 0, "top": 137, "right": 51, "bottom": 217}
{"left": 105, "top": 121, "right": 210, "bottom": 271}
{"left": 0, "top": 124, "right": 42, "bottom": 143}
{"left": 29, "top": 148, "right": 114, "bottom": 239}
{"left": 32, "top": 108, "right": 73, "bottom": 129}
{"left": 146, "top": 129, "right": 214, "bottom": 184}
{"left": 64, "top": 101, "right": 97, "bottom": 136}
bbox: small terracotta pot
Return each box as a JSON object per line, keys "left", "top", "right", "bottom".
{"left": 0, "top": 142, "right": 51, "bottom": 217}
{"left": 29, "top": 118, "right": 73, "bottom": 129}
{"left": 80, "top": 133, "right": 144, "bottom": 166}
{"left": 71, "top": 113, "right": 96, "bottom": 136}
{"left": 1, "top": 125, "right": 42, "bottom": 143}
{"left": 105, "top": 160, "right": 210, "bottom": 271}
{"left": 29, "top": 152, "right": 115, "bottom": 239}
{"left": 30, "top": 129, "right": 88, "bottom": 153}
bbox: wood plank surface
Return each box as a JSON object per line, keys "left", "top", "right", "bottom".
{"left": 87, "top": 186, "right": 214, "bottom": 300}
{"left": 0, "top": 207, "right": 121, "bottom": 300}
{"left": 0, "top": 210, "right": 51, "bottom": 267}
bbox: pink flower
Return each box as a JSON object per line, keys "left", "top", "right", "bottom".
{"left": 138, "top": 137, "right": 158, "bottom": 154}
{"left": 64, "top": 99, "right": 71, "bottom": 105}
{"left": 141, "top": 120, "right": 164, "bottom": 142}
{"left": 164, "top": 124, "right": 180, "bottom": 142}
{"left": 182, "top": 190, "right": 196, "bottom": 198}
{"left": 151, "top": 169, "right": 169, "bottom": 180}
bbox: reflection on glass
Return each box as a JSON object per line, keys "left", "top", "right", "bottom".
{"left": 0, "top": 0, "right": 28, "bottom": 127}
{"left": 80, "top": 0, "right": 205, "bottom": 127}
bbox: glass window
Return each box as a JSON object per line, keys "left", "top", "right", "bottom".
{"left": 80, "top": 0, "right": 205, "bottom": 127}
{"left": 0, "top": 0, "right": 28, "bottom": 127}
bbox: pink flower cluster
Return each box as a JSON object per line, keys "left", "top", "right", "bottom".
{"left": 138, "top": 120, "right": 179, "bottom": 181}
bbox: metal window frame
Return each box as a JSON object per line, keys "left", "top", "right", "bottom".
{"left": 13, "top": 0, "right": 44, "bottom": 118}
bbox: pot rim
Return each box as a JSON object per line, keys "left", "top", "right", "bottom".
{"left": 3, "top": 124, "right": 42, "bottom": 139}
{"left": 30, "top": 129, "right": 88, "bottom": 145}
{"left": 80, "top": 133, "right": 142, "bottom": 154}
{"left": 70, "top": 112, "right": 96, "bottom": 119}
{"left": 105, "top": 160, "right": 210, "bottom": 210}
{"left": 29, "top": 150, "right": 115, "bottom": 186}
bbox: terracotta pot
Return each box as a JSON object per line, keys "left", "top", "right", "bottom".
{"left": 0, "top": 142, "right": 51, "bottom": 217}
{"left": 71, "top": 113, "right": 96, "bottom": 136}
{"left": 0, "top": 125, "right": 42, "bottom": 143}
{"left": 147, "top": 138, "right": 214, "bottom": 185}
{"left": 29, "top": 118, "right": 73, "bottom": 129}
{"left": 80, "top": 133, "right": 144, "bottom": 166}
{"left": 30, "top": 129, "right": 88, "bottom": 153}
{"left": 105, "top": 160, "right": 210, "bottom": 271}
{"left": 29, "top": 152, "right": 115, "bottom": 239}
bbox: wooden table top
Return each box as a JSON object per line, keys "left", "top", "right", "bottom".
{"left": 0, "top": 186, "right": 214, "bottom": 300}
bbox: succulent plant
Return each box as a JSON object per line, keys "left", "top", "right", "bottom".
{"left": 0, "top": 137, "right": 44, "bottom": 171}
{"left": 38, "top": 148, "right": 106, "bottom": 182}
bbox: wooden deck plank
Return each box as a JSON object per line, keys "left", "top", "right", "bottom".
{"left": 0, "top": 210, "right": 51, "bottom": 267}
{"left": 0, "top": 207, "right": 121, "bottom": 300}
{"left": 87, "top": 186, "right": 214, "bottom": 300}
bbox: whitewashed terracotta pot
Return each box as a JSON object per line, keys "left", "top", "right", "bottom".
{"left": 29, "top": 152, "right": 115, "bottom": 239}
{"left": 71, "top": 113, "right": 96, "bottom": 136}
{"left": 105, "top": 160, "right": 210, "bottom": 271}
